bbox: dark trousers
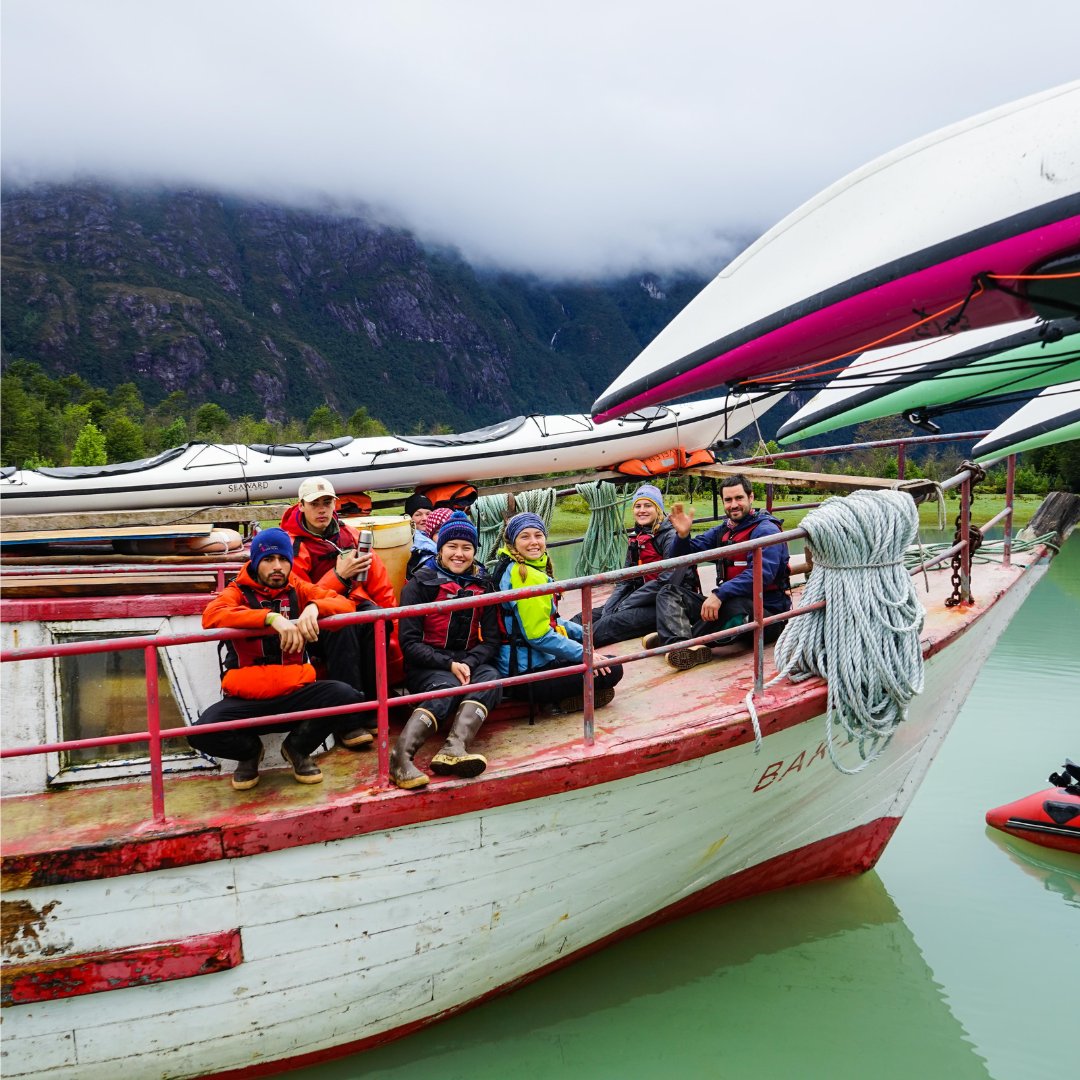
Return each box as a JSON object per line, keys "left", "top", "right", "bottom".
{"left": 187, "top": 680, "right": 363, "bottom": 762}
{"left": 655, "top": 587, "right": 787, "bottom": 647}
{"left": 505, "top": 659, "right": 624, "bottom": 706}
{"left": 577, "top": 580, "right": 663, "bottom": 647}
{"left": 405, "top": 663, "right": 502, "bottom": 727}
{"left": 308, "top": 614, "right": 377, "bottom": 697}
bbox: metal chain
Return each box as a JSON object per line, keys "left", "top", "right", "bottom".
{"left": 944, "top": 511, "right": 984, "bottom": 608}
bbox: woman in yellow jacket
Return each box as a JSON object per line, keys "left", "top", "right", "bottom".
{"left": 494, "top": 513, "right": 623, "bottom": 714}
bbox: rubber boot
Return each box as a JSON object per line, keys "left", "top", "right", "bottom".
{"left": 430, "top": 700, "right": 488, "bottom": 778}
{"left": 389, "top": 708, "right": 436, "bottom": 790}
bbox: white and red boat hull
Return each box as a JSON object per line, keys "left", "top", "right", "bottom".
{"left": 0, "top": 556, "right": 1045, "bottom": 1080}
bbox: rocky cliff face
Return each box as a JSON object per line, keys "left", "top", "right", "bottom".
{"left": 1, "top": 184, "right": 711, "bottom": 428}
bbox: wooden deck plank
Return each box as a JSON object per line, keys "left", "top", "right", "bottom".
{"left": 0, "top": 506, "right": 290, "bottom": 534}
{"left": 688, "top": 463, "right": 938, "bottom": 494}
{"left": 0, "top": 524, "right": 214, "bottom": 545}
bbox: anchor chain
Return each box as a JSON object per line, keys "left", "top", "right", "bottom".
{"left": 945, "top": 461, "right": 987, "bottom": 608}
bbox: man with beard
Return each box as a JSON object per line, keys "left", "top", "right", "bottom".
{"left": 653, "top": 475, "right": 791, "bottom": 670}
{"left": 188, "top": 528, "right": 368, "bottom": 790}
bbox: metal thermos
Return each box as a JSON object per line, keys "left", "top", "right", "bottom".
{"left": 355, "top": 529, "right": 374, "bottom": 582}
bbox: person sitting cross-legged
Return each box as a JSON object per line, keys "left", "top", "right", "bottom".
{"left": 494, "top": 512, "right": 623, "bottom": 714}
{"left": 188, "top": 528, "right": 368, "bottom": 790}
{"left": 654, "top": 475, "right": 791, "bottom": 670}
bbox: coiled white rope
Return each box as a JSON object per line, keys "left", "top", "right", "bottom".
{"left": 746, "top": 489, "right": 925, "bottom": 773}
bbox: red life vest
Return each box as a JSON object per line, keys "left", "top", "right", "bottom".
{"left": 629, "top": 529, "right": 666, "bottom": 582}
{"left": 422, "top": 575, "right": 490, "bottom": 652}
{"left": 219, "top": 584, "right": 316, "bottom": 699}
{"left": 718, "top": 516, "right": 786, "bottom": 591}
{"left": 223, "top": 584, "right": 305, "bottom": 669}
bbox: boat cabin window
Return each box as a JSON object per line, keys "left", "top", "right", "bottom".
{"left": 49, "top": 628, "right": 207, "bottom": 784}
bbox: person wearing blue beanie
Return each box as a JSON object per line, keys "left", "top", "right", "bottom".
{"left": 248, "top": 527, "right": 294, "bottom": 573}
{"left": 504, "top": 512, "right": 546, "bottom": 548}
{"left": 572, "top": 484, "right": 677, "bottom": 648}
{"left": 187, "top": 527, "right": 369, "bottom": 791}
{"left": 436, "top": 511, "right": 479, "bottom": 552}
{"left": 492, "top": 512, "right": 623, "bottom": 717}
{"left": 392, "top": 509, "right": 500, "bottom": 790}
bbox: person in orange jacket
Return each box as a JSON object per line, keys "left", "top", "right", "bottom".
{"left": 280, "top": 476, "right": 405, "bottom": 691}
{"left": 187, "top": 528, "right": 372, "bottom": 790}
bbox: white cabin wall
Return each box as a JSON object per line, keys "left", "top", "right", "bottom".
{"left": 0, "top": 615, "right": 220, "bottom": 795}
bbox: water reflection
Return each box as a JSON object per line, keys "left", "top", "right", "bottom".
{"left": 984, "top": 831, "right": 1080, "bottom": 909}
{"left": 294, "top": 874, "right": 989, "bottom": 1080}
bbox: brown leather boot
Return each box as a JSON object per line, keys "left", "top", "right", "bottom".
{"left": 389, "top": 708, "right": 436, "bottom": 790}
{"left": 430, "top": 700, "right": 488, "bottom": 779}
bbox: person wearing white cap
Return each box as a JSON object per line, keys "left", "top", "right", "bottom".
{"left": 280, "top": 476, "right": 405, "bottom": 742}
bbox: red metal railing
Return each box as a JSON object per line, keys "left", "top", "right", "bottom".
{"left": 0, "top": 459, "right": 1008, "bottom": 825}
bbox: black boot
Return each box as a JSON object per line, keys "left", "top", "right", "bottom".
{"left": 430, "top": 700, "right": 488, "bottom": 778}
{"left": 281, "top": 735, "right": 323, "bottom": 784}
{"left": 390, "top": 709, "right": 436, "bottom": 790}
{"left": 336, "top": 724, "right": 375, "bottom": 750}
{"left": 231, "top": 745, "right": 265, "bottom": 791}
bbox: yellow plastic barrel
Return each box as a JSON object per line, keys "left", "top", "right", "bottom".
{"left": 341, "top": 514, "right": 413, "bottom": 600}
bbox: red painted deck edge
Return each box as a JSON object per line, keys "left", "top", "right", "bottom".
{"left": 1, "top": 691, "right": 826, "bottom": 888}
{"left": 0, "top": 928, "right": 242, "bottom": 1006}
{"left": 208, "top": 816, "right": 900, "bottom": 1079}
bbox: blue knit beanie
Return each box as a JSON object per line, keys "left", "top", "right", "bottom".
{"left": 437, "top": 511, "right": 478, "bottom": 551}
{"left": 631, "top": 483, "right": 665, "bottom": 517}
{"left": 505, "top": 512, "right": 547, "bottom": 547}
{"left": 249, "top": 527, "right": 294, "bottom": 572}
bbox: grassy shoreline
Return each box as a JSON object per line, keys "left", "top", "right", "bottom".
{"left": 545, "top": 493, "right": 1043, "bottom": 541}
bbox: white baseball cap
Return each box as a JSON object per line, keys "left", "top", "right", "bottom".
{"left": 297, "top": 477, "right": 336, "bottom": 503}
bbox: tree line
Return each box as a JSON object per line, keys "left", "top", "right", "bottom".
{"left": 0, "top": 360, "right": 395, "bottom": 468}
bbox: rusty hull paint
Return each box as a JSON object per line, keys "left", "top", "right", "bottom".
{"left": 0, "top": 899, "right": 61, "bottom": 959}
{"left": 0, "top": 928, "right": 242, "bottom": 1006}
{"left": 1, "top": 828, "right": 225, "bottom": 892}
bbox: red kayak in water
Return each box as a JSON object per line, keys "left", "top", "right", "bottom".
{"left": 986, "top": 761, "right": 1080, "bottom": 855}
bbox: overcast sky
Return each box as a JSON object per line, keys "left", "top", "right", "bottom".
{"left": 2, "top": 0, "right": 1077, "bottom": 278}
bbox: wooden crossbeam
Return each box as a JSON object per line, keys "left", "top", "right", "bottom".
{"left": 0, "top": 505, "right": 292, "bottom": 534}
{"left": 688, "top": 463, "right": 931, "bottom": 494}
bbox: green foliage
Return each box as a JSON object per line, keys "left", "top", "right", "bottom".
{"left": 346, "top": 406, "right": 389, "bottom": 437}
{"left": 70, "top": 421, "right": 107, "bottom": 466}
{"left": 231, "top": 415, "right": 276, "bottom": 445}
{"left": 109, "top": 382, "right": 145, "bottom": 419}
{"left": 306, "top": 404, "right": 344, "bottom": 440}
{"left": 104, "top": 414, "right": 146, "bottom": 462}
{"left": 158, "top": 417, "right": 190, "bottom": 449}
{"left": 193, "top": 403, "right": 230, "bottom": 439}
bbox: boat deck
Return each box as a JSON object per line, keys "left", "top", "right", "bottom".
{"left": 0, "top": 552, "right": 1041, "bottom": 885}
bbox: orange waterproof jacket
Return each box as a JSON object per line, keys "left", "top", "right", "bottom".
{"left": 203, "top": 563, "right": 354, "bottom": 699}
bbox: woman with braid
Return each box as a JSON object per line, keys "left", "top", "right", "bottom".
{"left": 492, "top": 512, "right": 623, "bottom": 714}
